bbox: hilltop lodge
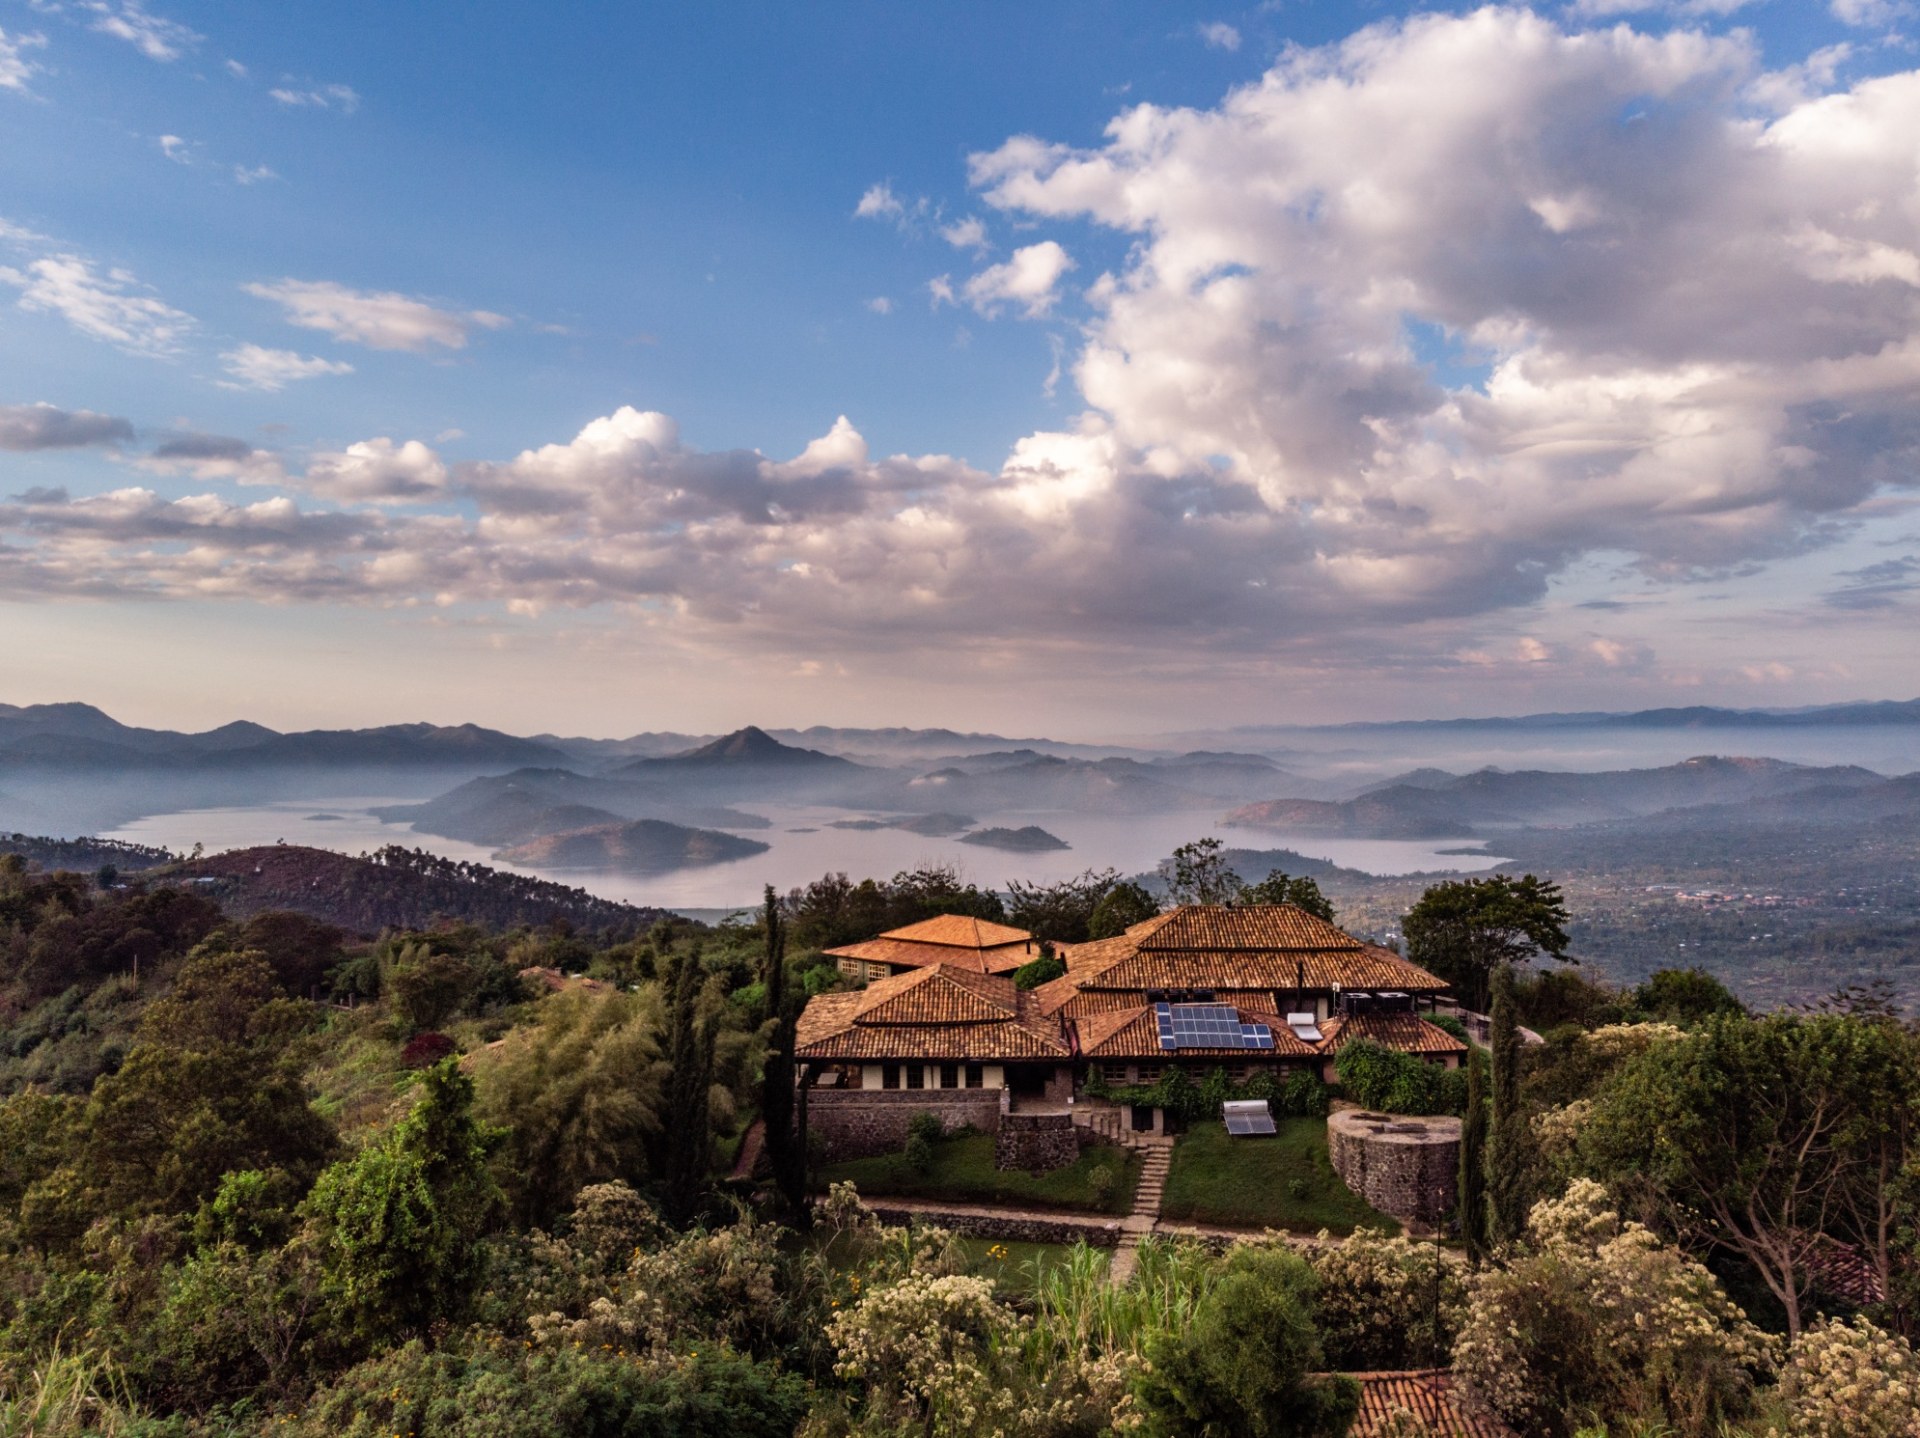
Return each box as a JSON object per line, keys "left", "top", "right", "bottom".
{"left": 796, "top": 903, "right": 1466, "bottom": 1158}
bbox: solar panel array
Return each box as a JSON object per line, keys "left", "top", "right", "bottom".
{"left": 1154, "top": 1002, "right": 1275, "bottom": 1051}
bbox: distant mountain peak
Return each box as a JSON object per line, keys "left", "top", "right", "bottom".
{"left": 661, "top": 725, "right": 844, "bottom": 765}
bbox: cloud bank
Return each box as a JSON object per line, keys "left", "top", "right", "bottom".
{"left": 7, "top": 8, "right": 1920, "bottom": 686}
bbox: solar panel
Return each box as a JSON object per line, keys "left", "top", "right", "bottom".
{"left": 1154, "top": 1002, "right": 1275, "bottom": 1051}
{"left": 1223, "top": 1099, "right": 1277, "bottom": 1136}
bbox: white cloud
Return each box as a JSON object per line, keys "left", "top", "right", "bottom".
{"left": 233, "top": 163, "right": 278, "bottom": 185}
{"left": 865, "top": 296, "right": 893, "bottom": 314}
{"left": 269, "top": 83, "right": 360, "bottom": 113}
{"left": 961, "top": 240, "right": 1074, "bottom": 317}
{"left": 940, "top": 215, "right": 989, "bottom": 250}
{"left": 1199, "top": 21, "right": 1241, "bottom": 51}
{"left": 0, "top": 403, "right": 133, "bottom": 450}
{"left": 157, "top": 133, "right": 189, "bottom": 163}
{"left": 84, "top": 2, "right": 197, "bottom": 62}
{"left": 244, "top": 278, "right": 507, "bottom": 352}
{"left": 302, "top": 438, "right": 447, "bottom": 503}
{"left": 1831, "top": 0, "right": 1911, "bottom": 25}
{"left": 854, "top": 183, "right": 903, "bottom": 220}
{"left": 1, "top": 254, "right": 193, "bottom": 356}
{"left": 0, "top": 27, "right": 48, "bottom": 92}
{"left": 224, "top": 58, "right": 247, "bottom": 79}
{"left": 218, "top": 343, "right": 354, "bottom": 392}
{"left": 928, "top": 274, "right": 956, "bottom": 308}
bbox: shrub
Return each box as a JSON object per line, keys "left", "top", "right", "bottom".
{"left": 1451, "top": 1180, "right": 1772, "bottom": 1438}
{"left": 1309, "top": 1227, "right": 1466, "bottom": 1371}
{"left": 1770, "top": 1316, "right": 1920, "bottom": 1438}
{"left": 400, "top": 1031, "right": 456, "bottom": 1068}
{"left": 1011, "top": 954, "right": 1067, "bottom": 990}
{"left": 906, "top": 1111, "right": 943, "bottom": 1146}
{"left": 1336, "top": 1040, "right": 1466, "bottom": 1116}
{"left": 1088, "top": 1164, "right": 1116, "bottom": 1205}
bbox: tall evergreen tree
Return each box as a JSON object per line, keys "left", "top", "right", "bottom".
{"left": 1458, "top": 1044, "right": 1490, "bottom": 1264}
{"left": 662, "top": 945, "right": 714, "bottom": 1226}
{"left": 1486, "top": 962, "right": 1530, "bottom": 1246}
{"left": 757, "top": 885, "right": 807, "bottom": 1225}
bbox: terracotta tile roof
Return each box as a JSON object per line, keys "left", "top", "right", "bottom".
{"left": 880, "top": 914, "right": 1033, "bottom": 949}
{"left": 854, "top": 964, "right": 1018, "bottom": 1025}
{"left": 1319, "top": 1013, "right": 1469, "bottom": 1057}
{"left": 1039, "top": 981, "right": 1282, "bottom": 1020}
{"left": 1076, "top": 1004, "right": 1320, "bottom": 1059}
{"left": 1142, "top": 904, "right": 1363, "bottom": 952}
{"left": 1058, "top": 911, "right": 1447, "bottom": 995}
{"left": 1070, "top": 949, "right": 1448, "bottom": 994}
{"left": 824, "top": 936, "right": 1029, "bottom": 974}
{"left": 1348, "top": 1370, "right": 1514, "bottom": 1437}
{"left": 795, "top": 963, "right": 1070, "bottom": 1062}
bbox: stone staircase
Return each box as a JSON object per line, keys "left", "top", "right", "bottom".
{"left": 1078, "top": 1106, "right": 1174, "bottom": 1286}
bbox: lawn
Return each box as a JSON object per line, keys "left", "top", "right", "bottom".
{"left": 817, "top": 1130, "right": 1141, "bottom": 1215}
{"left": 1160, "top": 1118, "right": 1401, "bottom": 1235}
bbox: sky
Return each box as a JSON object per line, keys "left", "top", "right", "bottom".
{"left": 2, "top": 0, "right": 1918, "bottom": 739}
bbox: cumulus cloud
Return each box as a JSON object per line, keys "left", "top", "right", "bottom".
{"left": 1198, "top": 22, "right": 1240, "bottom": 51}
{"left": 244, "top": 279, "right": 506, "bottom": 352}
{"left": 84, "top": 1, "right": 197, "bottom": 62}
{"left": 233, "top": 163, "right": 278, "bottom": 185}
{"left": 1, "top": 254, "right": 194, "bottom": 356}
{"left": 302, "top": 438, "right": 448, "bottom": 504}
{"left": 0, "top": 26, "right": 48, "bottom": 92}
{"left": 156, "top": 134, "right": 189, "bottom": 163}
{"left": 269, "top": 82, "right": 360, "bottom": 113}
{"left": 961, "top": 240, "right": 1074, "bottom": 317}
{"left": 218, "top": 343, "right": 354, "bottom": 392}
{"left": 0, "top": 403, "right": 134, "bottom": 450}
{"left": 142, "top": 433, "right": 286, "bottom": 483}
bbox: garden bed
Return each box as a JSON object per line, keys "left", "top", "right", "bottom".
{"left": 817, "top": 1130, "right": 1141, "bottom": 1215}
{"left": 1160, "top": 1119, "right": 1400, "bottom": 1234}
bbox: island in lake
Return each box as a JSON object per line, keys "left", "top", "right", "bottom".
{"left": 956, "top": 825, "right": 1069, "bottom": 852}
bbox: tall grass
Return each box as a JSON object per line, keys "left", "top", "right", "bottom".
{"left": 1015, "top": 1237, "right": 1221, "bottom": 1360}
{"left": 0, "top": 1347, "right": 147, "bottom": 1438}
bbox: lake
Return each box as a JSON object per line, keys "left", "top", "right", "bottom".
{"left": 104, "top": 796, "right": 1509, "bottom": 913}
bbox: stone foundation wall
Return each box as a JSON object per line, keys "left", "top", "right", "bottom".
{"left": 1326, "top": 1110, "right": 1461, "bottom": 1226}
{"left": 994, "top": 1113, "right": 1081, "bottom": 1173}
{"left": 865, "top": 1205, "right": 1123, "bottom": 1248}
{"left": 807, "top": 1087, "right": 1001, "bottom": 1161}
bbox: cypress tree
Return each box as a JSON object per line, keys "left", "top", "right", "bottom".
{"left": 1485, "top": 961, "right": 1529, "bottom": 1246}
{"left": 758, "top": 884, "right": 808, "bottom": 1224}
{"left": 662, "top": 944, "right": 714, "bottom": 1226}
{"left": 1458, "top": 1044, "right": 1490, "bottom": 1264}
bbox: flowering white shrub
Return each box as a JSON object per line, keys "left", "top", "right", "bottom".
{"left": 1771, "top": 1316, "right": 1920, "bottom": 1438}
{"left": 1453, "top": 1179, "right": 1773, "bottom": 1438}
{"left": 1308, "top": 1226, "right": 1467, "bottom": 1370}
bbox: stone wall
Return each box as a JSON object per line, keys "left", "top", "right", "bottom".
{"left": 994, "top": 1113, "right": 1082, "bottom": 1173}
{"left": 807, "top": 1087, "right": 1001, "bottom": 1161}
{"left": 865, "top": 1205, "right": 1124, "bottom": 1248}
{"left": 1326, "top": 1109, "right": 1461, "bottom": 1227}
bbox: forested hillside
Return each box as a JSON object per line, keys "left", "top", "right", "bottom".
{"left": 0, "top": 847, "right": 1917, "bottom": 1436}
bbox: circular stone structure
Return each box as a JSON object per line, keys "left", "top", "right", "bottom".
{"left": 1326, "top": 1109, "right": 1462, "bottom": 1227}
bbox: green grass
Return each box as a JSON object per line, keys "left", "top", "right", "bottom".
{"left": 817, "top": 1130, "right": 1141, "bottom": 1215}
{"left": 1160, "top": 1118, "right": 1401, "bottom": 1235}
{"left": 954, "top": 1236, "right": 1096, "bottom": 1293}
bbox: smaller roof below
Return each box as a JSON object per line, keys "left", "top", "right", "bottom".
{"left": 1320, "top": 1012, "right": 1469, "bottom": 1058}
{"left": 1349, "top": 1370, "right": 1515, "bottom": 1437}
{"left": 880, "top": 913, "right": 1033, "bottom": 949}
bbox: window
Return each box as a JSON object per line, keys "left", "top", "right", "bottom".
{"left": 941, "top": 1064, "right": 959, "bottom": 1090}
{"left": 906, "top": 1065, "right": 925, "bottom": 1089}
{"left": 883, "top": 1064, "right": 901, "bottom": 1090}
{"left": 965, "top": 1064, "right": 984, "bottom": 1089}
{"left": 1102, "top": 1062, "right": 1131, "bottom": 1085}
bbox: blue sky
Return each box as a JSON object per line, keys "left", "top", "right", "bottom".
{"left": 3, "top": 1, "right": 1918, "bottom": 736}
